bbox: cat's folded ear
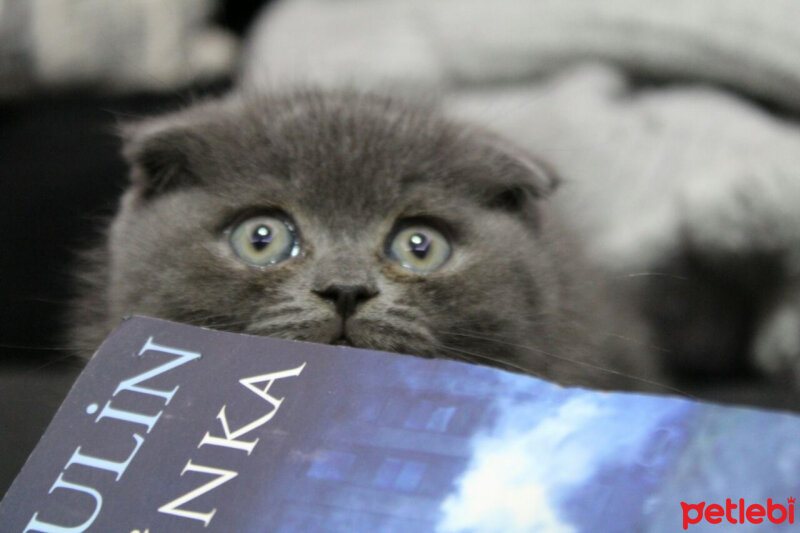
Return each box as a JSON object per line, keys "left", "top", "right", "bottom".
{"left": 477, "top": 136, "right": 561, "bottom": 214}
{"left": 120, "top": 115, "right": 208, "bottom": 200}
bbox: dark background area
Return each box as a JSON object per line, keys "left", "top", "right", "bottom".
{"left": 0, "top": 0, "right": 270, "bottom": 496}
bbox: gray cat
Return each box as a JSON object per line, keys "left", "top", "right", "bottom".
{"left": 69, "top": 89, "right": 662, "bottom": 391}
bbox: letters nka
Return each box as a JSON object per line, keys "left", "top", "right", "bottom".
{"left": 158, "top": 361, "right": 306, "bottom": 526}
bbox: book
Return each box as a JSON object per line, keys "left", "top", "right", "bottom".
{"left": 2, "top": 316, "right": 798, "bottom": 532}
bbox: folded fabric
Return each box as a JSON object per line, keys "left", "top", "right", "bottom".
{"left": 243, "top": 0, "right": 800, "bottom": 111}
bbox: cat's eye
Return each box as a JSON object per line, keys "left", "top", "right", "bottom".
{"left": 387, "top": 225, "right": 451, "bottom": 274}
{"left": 229, "top": 215, "right": 299, "bottom": 267}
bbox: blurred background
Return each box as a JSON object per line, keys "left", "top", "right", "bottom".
{"left": 3, "top": 0, "right": 800, "bottom": 496}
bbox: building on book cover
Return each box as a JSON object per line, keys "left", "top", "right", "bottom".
{"left": 1, "top": 317, "right": 798, "bottom": 532}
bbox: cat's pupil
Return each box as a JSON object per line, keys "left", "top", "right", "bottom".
{"left": 250, "top": 225, "right": 273, "bottom": 251}
{"left": 408, "top": 232, "right": 431, "bottom": 259}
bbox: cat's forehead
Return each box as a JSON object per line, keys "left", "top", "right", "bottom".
{"left": 250, "top": 94, "right": 467, "bottom": 182}
{"left": 125, "top": 91, "right": 557, "bottom": 230}
{"left": 210, "top": 93, "right": 493, "bottom": 217}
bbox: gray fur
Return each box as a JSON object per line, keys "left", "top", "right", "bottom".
{"left": 69, "top": 89, "right": 661, "bottom": 391}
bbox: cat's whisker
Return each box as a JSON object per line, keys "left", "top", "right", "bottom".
{"left": 597, "top": 332, "right": 672, "bottom": 353}
{"left": 437, "top": 328, "right": 695, "bottom": 398}
{"left": 0, "top": 342, "right": 78, "bottom": 352}
{"left": 615, "top": 272, "right": 689, "bottom": 281}
{"left": 203, "top": 320, "right": 261, "bottom": 331}
{"left": 385, "top": 307, "right": 423, "bottom": 321}
{"left": 239, "top": 307, "right": 327, "bottom": 334}
{"left": 434, "top": 347, "right": 480, "bottom": 367}
{"left": 176, "top": 315, "right": 257, "bottom": 331}
{"left": 0, "top": 350, "right": 85, "bottom": 391}
{"left": 253, "top": 305, "right": 306, "bottom": 320}
{"left": 177, "top": 306, "right": 307, "bottom": 331}
{"left": 568, "top": 271, "right": 691, "bottom": 290}
{"left": 554, "top": 320, "right": 673, "bottom": 354}
{"left": 437, "top": 342, "right": 535, "bottom": 374}
{"left": 357, "top": 317, "right": 433, "bottom": 340}
{"left": 246, "top": 318, "right": 330, "bottom": 339}
{"left": 14, "top": 296, "right": 72, "bottom": 305}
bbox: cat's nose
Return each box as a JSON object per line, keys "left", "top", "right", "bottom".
{"left": 313, "top": 284, "right": 378, "bottom": 318}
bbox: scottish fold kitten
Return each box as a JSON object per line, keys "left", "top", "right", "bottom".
{"left": 69, "top": 90, "right": 661, "bottom": 391}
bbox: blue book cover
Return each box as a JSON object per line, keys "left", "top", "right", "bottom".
{"left": 1, "top": 316, "right": 798, "bottom": 532}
